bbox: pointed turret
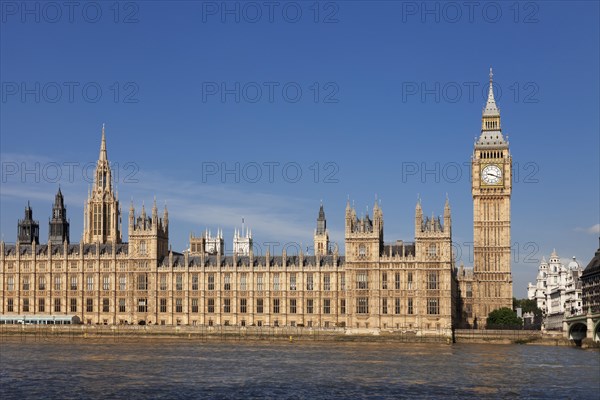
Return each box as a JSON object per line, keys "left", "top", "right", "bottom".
{"left": 316, "top": 202, "right": 326, "bottom": 235}
{"left": 345, "top": 197, "right": 353, "bottom": 234}
{"left": 444, "top": 195, "right": 451, "bottom": 233}
{"left": 163, "top": 202, "right": 169, "bottom": 230}
{"left": 18, "top": 202, "right": 40, "bottom": 245}
{"left": 372, "top": 196, "right": 383, "bottom": 237}
{"left": 314, "top": 202, "right": 329, "bottom": 256}
{"left": 152, "top": 197, "right": 158, "bottom": 223}
{"left": 55, "top": 187, "right": 64, "bottom": 207}
{"left": 129, "top": 200, "right": 135, "bottom": 230}
{"left": 415, "top": 197, "right": 423, "bottom": 233}
{"left": 49, "top": 187, "right": 70, "bottom": 244}
{"left": 99, "top": 123, "right": 107, "bottom": 161}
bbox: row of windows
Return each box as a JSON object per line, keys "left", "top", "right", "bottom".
{"left": 479, "top": 149, "right": 504, "bottom": 158}
{"left": 6, "top": 298, "right": 107, "bottom": 313}
{"left": 3, "top": 261, "right": 134, "bottom": 271}
{"left": 165, "top": 298, "right": 344, "bottom": 315}
{"left": 381, "top": 298, "right": 409, "bottom": 315}
{"left": 6, "top": 275, "right": 122, "bottom": 291}
{"left": 359, "top": 244, "right": 439, "bottom": 258}
{"left": 4, "top": 273, "right": 345, "bottom": 292}
{"left": 198, "top": 272, "right": 340, "bottom": 292}
{"left": 356, "top": 297, "right": 438, "bottom": 314}
{"left": 360, "top": 271, "right": 439, "bottom": 290}
{"left": 4, "top": 271, "right": 443, "bottom": 292}
{"left": 5, "top": 297, "right": 440, "bottom": 315}
{"left": 483, "top": 120, "right": 499, "bottom": 130}
{"left": 5, "top": 297, "right": 347, "bottom": 315}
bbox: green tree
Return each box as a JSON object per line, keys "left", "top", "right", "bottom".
{"left": 486, "top": 307, "right": 523, "bottom": 329}
{"left": 513, "top": 298, "right": 543, "bottom": 330}
{"left": 513, "top": 298, "right": 543, "bottom": 318}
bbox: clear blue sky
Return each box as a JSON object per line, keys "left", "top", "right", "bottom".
{"left": 1, "top": 1, "right": 598, "bottom": 297}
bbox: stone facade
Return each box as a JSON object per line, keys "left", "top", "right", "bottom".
{"left": 0, "top": 70, "right": 513, "bottom": 330}
{"left": 0, "top": 130, "right": 456, "bottom": 331}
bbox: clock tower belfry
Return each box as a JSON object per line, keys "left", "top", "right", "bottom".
{"left": 471, "top": 68, "right": 513, "bottom": 325}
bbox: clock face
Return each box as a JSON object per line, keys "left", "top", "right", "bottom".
{"left": 481, "top": 164, "right": 503, "bottom": 185}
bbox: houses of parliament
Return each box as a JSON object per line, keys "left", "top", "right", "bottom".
{"left": 0, "top": 70, "right": 513, "bottom": 330}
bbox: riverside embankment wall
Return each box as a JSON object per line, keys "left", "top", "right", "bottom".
{"left": 1, "top": 325, "right": 589, "bottom": 347}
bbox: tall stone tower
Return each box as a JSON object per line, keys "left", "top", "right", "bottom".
{"left": 17, "top": 202, "right": 39, "bottom": 245}
{"left": 314, "top": 203, "right": 329, "bottom": 255}
{"left": 415, "top": 198, "right": 456, "bottom": 327}
{"left": 83, "top": 125, "right": 122, "bottom": 244}
{"left": 48, "top": 187, "right": 70, "bottom": 244}
{"left": 471, "top": 68, "right": 513, "bottom": 324}
{"left": 344, "top": 199, "right": 383, "bottom": 327}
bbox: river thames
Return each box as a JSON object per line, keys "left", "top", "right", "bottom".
{"left": 0, "top": 340, "right": 598, "bottom": 399}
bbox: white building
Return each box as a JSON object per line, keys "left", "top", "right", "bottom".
{"left": 233, "top": 223, "right": 252, "bottom": 256}
{"left": 527, "top": 250, "right": 583, "bottom": 330}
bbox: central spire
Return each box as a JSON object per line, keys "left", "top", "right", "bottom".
{"left": 483, "top": 67, "right": 500, "bottom": 117}
{"left": 488, "top": 67, "right": 494, "bottom": 99}
{"left": 99, "top": 123, "right": 107, "bottom": 161}
{"left": 94, "top": 124, "right": 112, "bottom": 192}
{"left": 84, "top": 124, "right": 121, "bottom": 244}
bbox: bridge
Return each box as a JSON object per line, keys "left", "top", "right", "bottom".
{"left": 564, "top": 308, "right": 600, "bottom": 345}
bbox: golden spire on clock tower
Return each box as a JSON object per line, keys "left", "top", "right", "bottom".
{"left": 483, "top": 68, "right": 499, "bottom": 117}
{"left": 477, "top": 67, "right": 506, "bottom": 147}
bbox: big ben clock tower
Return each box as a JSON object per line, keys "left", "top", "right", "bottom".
{"left": 472, "top": 68, "right": 513, "bottom": 325}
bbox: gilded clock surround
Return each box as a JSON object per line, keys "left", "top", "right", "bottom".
{"left": 481, "top": 164, "right": 503, "bottom": 186}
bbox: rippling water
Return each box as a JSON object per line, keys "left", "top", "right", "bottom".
{"left": 0, "top": 339, "right": 598, "bottom": 399}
